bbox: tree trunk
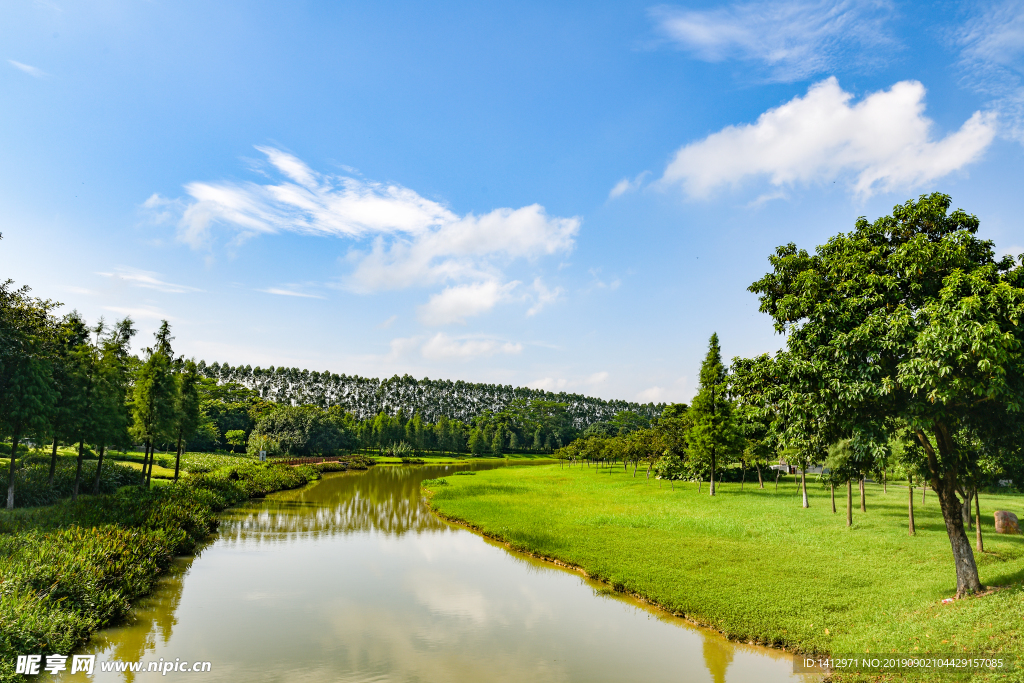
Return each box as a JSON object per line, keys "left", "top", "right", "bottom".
{"left": 7, "top": 429, "right": 21, "bottom": 509}
{"left": 801, "top": 469, "right": 809, "bottom": 508}
{"left": 860, "top": 477, "right": 866, "bottom": 512}
{"left": 975, "top": 489, "right": 984, "bottom": 553}
{"left": 916, "top": 426, "right": 982, "bottom": 597}
{"left": 846, "top": 479, "right": 852, "bottom": 527}
{"left": 146, "top": 443, "right": 155, "bottom": 486}
{"left": 174, "top": 431, "right": 183, "bottom": 482}
{"left": 92, "top": 443, "right": 106, "bottom": 495}
{"left": 908, "top": 474, "right": 915, "bottom": 536}
{"left": 775, "top": 468, "right": 780, "bottom": 492}
{"left": 756, "top": 463, "right": 763, "bottom": 489}
{"left": 709, "top": 448, "right": 716, "bottom": 496}
{"left": 142, "top": 440, "right": 151, "bottom": 486}
{"left": 48, "top": 436, "right": 59, "bottom": 484}
{"left": 830, "top": 483, "right": 836, "bottom": 513}
{"left": 646, "top": 461, "right": 652, "bottom": 480}
{"left": 922, "top": 485, "right": 926, "bottom": 504}
{"left": 741, "top": 462, "right": 746, "bottom": 491}
{"left": 961, "top": 489, "right": 973, "bottom": 530}
{"left": 883, "top": 468, "right": 887, "bottom": 494}
{"left": 633, "top": 460, "right": 638, "bottom": 477}
{"left": 73, "top": 440, "right": 85, "bottom": 500}
{"left": 698, "top": 478, "right": 702, "bottom": 493}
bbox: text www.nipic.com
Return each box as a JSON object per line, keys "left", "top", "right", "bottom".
{"left": 100, "top": 660, "right": 213, "bottom": 674}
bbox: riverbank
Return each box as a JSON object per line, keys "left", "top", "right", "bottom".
{"left": 0, "top": 458, "right": 341, "bottom": 683}
{"left": 425, "top": 464, "right": 1024, "bottom": 682}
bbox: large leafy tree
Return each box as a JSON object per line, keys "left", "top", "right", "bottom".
{"left": 750, "top": 193, "right": 1024, "bottom": 596}
{"left": 172, "top": 359, "right": 202, "bottom": 481}
{"left": 688, "top": 333, "right": 741, "bottom": 496}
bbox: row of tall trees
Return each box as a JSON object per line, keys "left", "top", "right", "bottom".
{"left": 196, "top": 361, "right": 664, "bottom": 428}
{"left": 1, "top": 236, "right": 206, "bottom": 507}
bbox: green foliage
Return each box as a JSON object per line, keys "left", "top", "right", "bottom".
{"left": 688, "top": 334, "right": 742, "bottom": 491}
{"left": 420, "top": 477, "right": 449, "bottom": 487}
{"left": 9, "top": 460, "right": 138, "bottom": 508}
{"left": 748, "top": 193, "right": 1024, "bottom": 595}
{"left": 252, "top": 404, "right": 355, "bottom": 456}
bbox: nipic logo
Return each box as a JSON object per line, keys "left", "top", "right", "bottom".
{"left": 16, "top": 654, "right": 94, "bottom": 674}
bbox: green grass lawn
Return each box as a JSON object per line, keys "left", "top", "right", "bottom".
{"left": 427, "top": 464, "right": 1024, "bottom": 680}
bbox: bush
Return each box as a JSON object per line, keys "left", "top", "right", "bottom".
{"left": 421, "top": 478, "right": 449, "bottom": 487}
{"left": 10, "top": 461, "right": 139, "bottom": 508}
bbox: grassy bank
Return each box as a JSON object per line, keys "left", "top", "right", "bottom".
{"left": 0, "top": 457, "right": 348, "bottom": 683}
{"left": 426, "top": 464, "right": 1024, "bottom": 681}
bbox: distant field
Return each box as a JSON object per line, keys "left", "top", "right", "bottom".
{"left": 427, "top": 464, "right": 1024, "bottom": 681}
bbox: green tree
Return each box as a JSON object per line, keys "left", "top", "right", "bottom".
{"left": 469, "top": 428, "right": 486, "bottom": 456}
{"left": 131, "top": 321, "right": 178, "bottom": 487}
{"left": 0, "top": 273, "right": 57, "bottom": 509}
{"left": 45, "top": 312, "right": 90, "bottom": 484}
{"left": 749, "top": 193, "right": 1024, "bottom": 596}
{"left": 91, "top": 317, "right": 136, "bottom": 493}
{"left": 172, "top": 359, "right": 202, "bottom": 480}
{"left": 225, "top": 429, "right": 247, "bottom": 452}
{"left": 688, "top": 333, "right": 740, "bottom": 496}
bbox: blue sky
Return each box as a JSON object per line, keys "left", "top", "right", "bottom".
{"left": 3, "top": 0, "right": 1023, "bottom": 404}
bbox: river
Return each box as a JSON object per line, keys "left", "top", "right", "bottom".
{"left": 52, "top": 462, "right": 820, "bottom": 683}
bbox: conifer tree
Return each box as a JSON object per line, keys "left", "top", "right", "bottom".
{"left": 688, "top": 333, "right": 741, "bottom": 496}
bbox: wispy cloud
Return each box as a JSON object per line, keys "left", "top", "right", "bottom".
{"left": 8, "top": 60, "right": 47, "bottom": 78}
{"left": 258, "top": 287, "right": 324, "bottom": 299}
{"left": 526, "top": 278, "right": 563, "bottom": 316}
{"left": 98, "top": 267, "right": 201, "bottom": 293}
{"left": 650, "top": 0, "right": 895, "bottom": 82}
{"left": 958, "top": 1, "right": 1024, "bottom": 142}
{"left": 103, "top": 305, "right": 175, "bottom": 321}
{"left": 659, "top": 77, "right": 996, "bottom": 198}
{"left": 147, "top": 147, "right": 579, "bottom": 324}
{"left": 608, "top": 171, "right": 650, "bottom": 199}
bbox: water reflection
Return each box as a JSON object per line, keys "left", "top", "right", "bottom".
{"left": 53, "top": 462, "right": 819, "bottom": 683}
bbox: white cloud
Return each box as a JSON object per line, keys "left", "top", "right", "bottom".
{"left": 587, "top": 371, "right": 609, "bottom": 385}
{"left": 258, "top": 287, "right": 324, "bottom": 299}
{"left": 660, "top": 77, "right": 996, "bottom": 198}
{"left": 636, "top": 376, "right": 688, "bottom": 403}
{"left": 651, "top": 0, "right": 894, "bottom": 82}
{"left": 98, "top": 267, "right": 201, "bottom": 293}
{"left": 151, "top": 147, "right": 578, "bottom": 293}
{"left": 103, "top": 305, "right": 175, "bottom": 321}
{"left": 420, "top": 333, "right": 522, "bottom": 360}
{"left": 526, "top": 278, "right": 563, "bottom": 316}
{"left": 528, "top": 377, "right": 569, "bottom": 392}
{"left": 9, "top": 60, "right": 47, "bottom": 78}
{"left": 958, "top": 1, "right": 1024, "bottom": 142}
{"left": 608, "top": 172, "right": 650, "bottom": 199}
{"left": 417, "top": 280, "right": 520, "bottom": 325}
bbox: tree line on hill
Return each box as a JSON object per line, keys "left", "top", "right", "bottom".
{"left": 196, "top": 361, "right": 662, "bottom": 429}
{"left": 554, "top": 194, "right": 1024, "bottom": 599}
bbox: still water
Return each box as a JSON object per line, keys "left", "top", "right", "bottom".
{"left": 57, "top": 463, "right": 819, "bottom": 683}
